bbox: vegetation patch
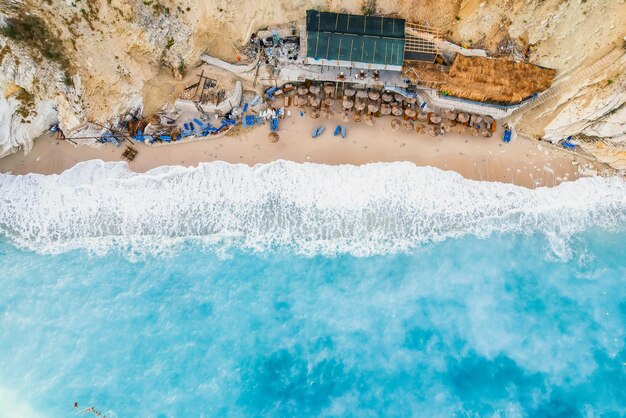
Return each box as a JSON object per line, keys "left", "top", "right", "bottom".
{"left": 0, "top": 15, "right": 74, "bottom": 84}
{"left": 361, "top": 0, "right": 377, "bottom": 16}
{"left": 15, "top": 87, "right": 37, "bottom": 122}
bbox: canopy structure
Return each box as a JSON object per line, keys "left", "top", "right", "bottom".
{"left": 306, "top": 10, "right": 406, "bottom": 71}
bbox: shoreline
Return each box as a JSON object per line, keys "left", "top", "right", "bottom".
{"left": 0, "top": 114, "right": 615, "bottom": 188}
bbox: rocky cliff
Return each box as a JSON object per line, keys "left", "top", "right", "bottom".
{"left": 1, "top": 0, "right": 625, "bottom": 167}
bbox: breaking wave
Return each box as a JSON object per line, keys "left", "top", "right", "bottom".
{"left": 0, "top": 159, "right": 625, "bottom": 258}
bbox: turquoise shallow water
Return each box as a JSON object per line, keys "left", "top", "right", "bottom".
{"left": 1, "top": 161, "right": 625, "bottom": 417}
{"left": 0, "top": 231, "right": 625, "bottom": 417}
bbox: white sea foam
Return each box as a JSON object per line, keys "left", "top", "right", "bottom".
{"left": 0, "top": 159, "right": 625, "bottom": 257}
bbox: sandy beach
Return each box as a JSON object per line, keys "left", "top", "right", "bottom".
{"left": 0, "top": 114, "right": 613, "bottom": 188}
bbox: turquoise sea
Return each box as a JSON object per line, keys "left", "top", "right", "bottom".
{"left": 0, "top": 161, "right": 625, "bottom": 417}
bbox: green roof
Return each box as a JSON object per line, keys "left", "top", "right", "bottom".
{"left": 306, "top": 10, "right": 406, "bottom": 67}
{"left": 306, "top": 10, "right": 405, "bottom": 38}
{"left": 307, "top": 32, "right": 405, "bottom": 67}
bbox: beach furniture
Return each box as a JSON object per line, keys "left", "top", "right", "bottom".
{"left": 341, "top": 125, "right": 346, "bottom": 138}
{"left": 562, "top": 136, "right": 576, "bottom": 149}
{"left": 243, "top": 102, "right": 249, "bottom": 113}
{"left": 312, "top": 127, "right": 319, "bottom": 138}
{"left": 334, "top": 125, "right": 341, "bottom": 136}
{"left": 502, "top": 127, "right": 512, "bottom": 143}
{"left": 270, "top": 118, "right": 279, "bottom": 132}
{"left": 159, "top": 135, "right": 172, "bottom": 142}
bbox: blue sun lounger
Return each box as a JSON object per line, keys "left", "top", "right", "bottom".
{"left": 502, "top": 128, "right": 512, "bottom": 143}
{"left": 270, "top": 118, "right": 279, "bottom": 132}
{"left": 341, "top": 125, "right": 346, "bottom": 138}
{"left": 334, "top": 125, "right": 341, "bottom": 136}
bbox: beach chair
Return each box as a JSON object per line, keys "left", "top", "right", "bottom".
{"left": 334, "top": 125, "right": 341, "bottom": 136}
{"left": 341, "top": 125, "right": 346, "bottom": 138}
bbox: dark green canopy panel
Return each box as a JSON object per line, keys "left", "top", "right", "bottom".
{"left": 306, "top": 10, "right": 406, "bottom": 68}
{"left": 306, "top": 10, "right": 405, "bottom": 38}
{"left": 306, "top": 32, "right": 405, "bottom": 67}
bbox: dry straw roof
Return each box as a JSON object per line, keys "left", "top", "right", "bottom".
{"left": 404, "top": 55, "right": 556, "bottom": 105}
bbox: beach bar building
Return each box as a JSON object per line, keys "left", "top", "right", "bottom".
{"left": 305, "top": 10, "right": 408, "bottom": 72}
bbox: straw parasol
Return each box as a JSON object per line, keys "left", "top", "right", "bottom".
{"left": 341, "top": 110, "right": 350, "bottom": 122}
{"left": 364, "top": 114, "right": 374, "bottom": 126}
{"left": 470, "top": 114, "right": 483, "bottom": 126}
{"left": 342, "top": 99, "right": 354, "bottom": 109}
{"left": 392, "top": 106, "right": 403, "bottom": 116}
{"left": 394, "top": 93, "right": 405, "bottom": 102}
{"left": 310, "top": 96, "right": 321, "bottom": 108}
{"left": 296, "top": 95, "right": 308, "bottom": 107}
{"left": 149, "top": 114, "right": 160, "bottom": 125}
{"left": 356, "top": 90, "right": 368, "bottom": 99}
{"left": 404, "top": 96, "right": 417, "bottom": 105}
{"left": 324, "top": 109, "right": 334, "bottom": 119}
{"left": 382, "top": 93, "right": 393, "bottom": 102}
{"left": 429, "top": 113, "right": 442, "bottom": 124}
{"left": 309, "top": 85, "right": 321, "bottom": 95}
{"left": 352, "top": 112, "right": 362, "bottom": 122}
{"left": 297, "top": 86, "right": 309, "bottom": 95}
{"left": 368, "top": 91, "right": 380, "bottom": 101}
{"left": 310, "top": 108, "right": 321, "bottom": 119}
{"left": 481, "top": 129, "right": 493, "bottom": 138}
{"left": 367, "top": 102, "right": 380, "bottom": 114}
{"left": 324, "top": 97, "right": 335, "bottom": 107}
{"left": 391, "top": 118, "right": 402, "bottom": 130}
{"left": 344, "top": 88, "right": 356, "bottom": 97}
{"left": 415, "top": 123, "right": 425, "bottom": 134}
{"left": 457, "top": 112, "right": 469, "bottom": 123}
{"left": 268, "top": 132, "right": 279, "bottom": 143}
{"left": 380, "top": 104, "right": 392, "bottom": 115}
{"left": 355, "top": 100, "right": 366, "bottom": 111}
{"left": 444, "top": 109, "right": 457, "bottom": 120}
{"left": 324, "top": 85, "right": 334, "bottom": 95}
{"left": 428, "top": 125, "right": 441, "bottom": 137}
{"left": 417, "top": 111, "right": 428, "bottom": 121}
{"left": 457, "top": 124, "right": 468, "bottom": 134}
{"left": 441, "top": 120, "right": 454, "bottom": 133}
{"left": 469, "top": 127, "right": 479, "bottom": 136}
{"left": 404, "top": 108, "right": 416, "bottom": 118}
{"left": 404, "top": 120, "right": 414, "bottom": 131}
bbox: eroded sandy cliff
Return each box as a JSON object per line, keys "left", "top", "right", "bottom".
{"left": 0, "top": 0, "right": 625, "bottom": 166}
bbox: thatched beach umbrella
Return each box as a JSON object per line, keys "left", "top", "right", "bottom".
{"left": 368, "top": 91, "right": 380, "bottom": 101}
{"left": 392, "top": 106, "right": 403, "bottom": 116}
{"left": 309, "top": 85, "right": 321, "bottom": 95}
{"left": 323, "top": 109, "right": 334, "bottom": 119}
{"left": 428, "top": 125, "right": 441, "bottom": 137}
{"left": 148, "top": 114, "right": 160, "bottom": 125}
{"left": 310, "top": 96, "right": 321, "bottom": 108}
{"left": 344, "top": 88, "right": 356, "bottom": 97}
{"left": 444, "top": 109, "right": 457, "bottom": 120}
{"left": 457, "top": 124, "right": 468, "bottom": 134}
{"left": 469, "top": 127, "right": 479, "bottom": 136}
{"left": 441, "top": 120, "right": 454, "bottom": 133}
{"left": 417, "top": 111, "right": 428, "bottom": 121}
{"left": 296, "top": 95, "right": 308, "bottom": 107}
{"left": 481, "top": 129, "right": 493, "bottom": 138}
{"left": 391, "top": 118, "right": 402, "bottom": 130}
{"left": 405, "top": 120, "right": 414, "bottom": 131}
{"left": 404, "top": 96, "right": 417, "bottom": 105}
{"left": 352, "top": 112, "right": 363, "bottom": 122}
{"left": 367, "top": 102, "right": 380, "bottom": 114}
{"left": 457, "top": 112, "right": 470, "bottom": 123}
{"left": 341, "top": 110, "right": 350, "bottom": 122}
{"left": 356, "top": 90, "right": 369, "bottom": 99}
{"left": 429, "top": 113, "right": 442, "bottom": 124}
{"left": 268, "top": 132, "right": 279, "bottom": 143}
{"left": 415, "top": 123, "right": 425, "bottom": 134}
{"left": 342, "top": 99, "right": 354, "bottom": 110}
{"left": 470, "top": 114, "right": 483, "bottom": 127}
{"left": 310, "top": 108, "right": 321, "bottom": 119}
{"left": 394, "top": 93, "right": 405, "bottom": 102}
{"left": 364, "top": 114, "right": 374, "bottom": 126}
{"left": 297, "top": 86, "right": 309, "bottom": 95}
{"left": 404, "top": 108, "right": 416, "bottom": 117}
{"left": 355, "top": 100, "right": 366, "bottom": 111}
{"left": 382, "top": 93, "right": 393, "bottom": 102}
{"left": 324, "top": 85, "right": 334, "bottom": 96}
{"left": 324, "top": 97, "right": 335, "bottom": 107}
{"left": 380, "top": 104, "right": 392, "bottom": 115}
